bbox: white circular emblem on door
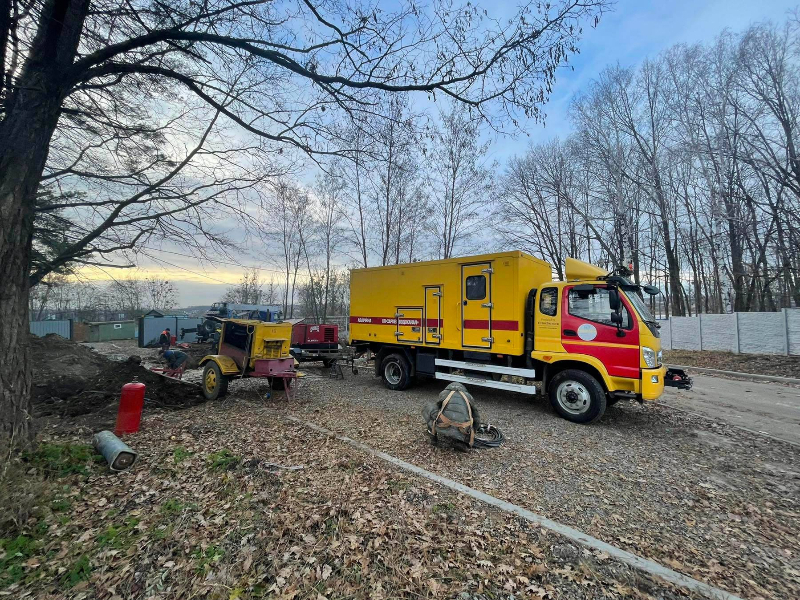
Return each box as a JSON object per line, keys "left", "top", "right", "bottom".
{"left": 577, "top": 323, "right": 597, "bottom": 341}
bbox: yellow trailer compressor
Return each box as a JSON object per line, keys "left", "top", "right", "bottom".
{"left": 349, "top": 251, "right": 680, "bottom": 423}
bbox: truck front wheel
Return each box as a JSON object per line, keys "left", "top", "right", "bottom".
{"left": 548, "top": 369, "right": 606, "bottom": 424}
{"left": 380, "top": 353, "right": 411, "bottom": 391}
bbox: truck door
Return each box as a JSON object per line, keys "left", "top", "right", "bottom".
{"left": 395, "top": 307, "right": 422, "bottom": 343}
{"left": 424, "top": 286, "right": 442, "bottom": 344}
{"left": 461, "top": 263, "right": 492, "bottom": 349}
{"left": 561, "top": 285, "right": 640, "bottom": 379}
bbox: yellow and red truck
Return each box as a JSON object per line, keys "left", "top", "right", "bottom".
{"left": 349, "top": 251, "right": 686, "bottom": 423}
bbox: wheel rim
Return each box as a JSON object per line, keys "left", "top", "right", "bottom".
{"left": 205, "top": 369, "right": 217, "bottom": 392}
{"left": 556, "top": 380, "right": 591, "bottom": 416}
{"left": 385, "top": 361, "right": 402, "bottom": 385}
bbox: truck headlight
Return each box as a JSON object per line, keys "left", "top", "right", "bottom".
{"left": 643, "top": 347, "right": 656, "bottom": 368}
{"left": 657, "top": 349, "right": 663, "bottom": 365}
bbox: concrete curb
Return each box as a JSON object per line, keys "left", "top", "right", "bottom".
{"left": 289, "top": 416, "right": 744, "bottom": 600}
{"left": 669, "top": 364, "right": 800, "bottom": 385}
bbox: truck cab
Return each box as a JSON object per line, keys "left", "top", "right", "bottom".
{"left": 530, "top": 270, "right": 665, "bottom": 422}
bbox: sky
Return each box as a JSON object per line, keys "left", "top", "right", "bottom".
{"left": 76, "top": 0, "right": 799, "bottom": 306}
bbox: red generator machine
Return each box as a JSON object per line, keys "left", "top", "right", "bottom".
{"left": 290, "top": 323, "right": 340, "bottom": 366}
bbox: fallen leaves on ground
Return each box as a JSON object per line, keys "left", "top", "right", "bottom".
{"left": 3, "top": 397, "right": 690, "bottom": 600}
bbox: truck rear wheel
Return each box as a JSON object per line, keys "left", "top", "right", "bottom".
{"left": 548, "top": 369, "right": 606, "bottom": 424}
{"left": 202, "top": 362, "right": 229, "bottom": 401}
{"left": 380, "top": 353, "right": 411, "bottom": 391}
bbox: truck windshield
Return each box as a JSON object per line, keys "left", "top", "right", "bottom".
{"left": 624, "top": 290, "right": 656, "bottom": 324}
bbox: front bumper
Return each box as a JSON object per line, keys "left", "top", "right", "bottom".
{"left": 641, "top": 365, "right": 667, "bottom": 400}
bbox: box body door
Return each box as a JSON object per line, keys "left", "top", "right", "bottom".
{"left": 424, "top": 286, "right": 442, "bottom": 344}
{"left": 461, "top": 263, "right": 492, "bottom": 349}
{"left": 395, "top": 307, "right": 422, "bottom": 343}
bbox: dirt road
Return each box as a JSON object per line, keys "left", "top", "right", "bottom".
{"left": 660, "top": 373, "right": 800, "bottom": 445}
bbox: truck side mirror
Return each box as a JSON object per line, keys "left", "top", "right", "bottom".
{"left": 608, "top": 288, "right": 621, "bottom": 311}
{"left": 608, "top": 288, "right": 625, "bottom": 337}
{"left": 643, "top": 285, "right": 660, "bottom": 296}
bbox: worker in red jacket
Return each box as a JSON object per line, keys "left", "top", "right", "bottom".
{"left": 159, "top": 328, "right": 171, "bottom": 352}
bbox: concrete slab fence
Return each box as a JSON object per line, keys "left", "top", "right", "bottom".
{"left": 659, "top": 308, "right": 800, "bottom": 355}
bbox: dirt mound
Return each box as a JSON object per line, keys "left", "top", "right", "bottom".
{"left": 30, "top": 334, "right": 203, "bottom": 419}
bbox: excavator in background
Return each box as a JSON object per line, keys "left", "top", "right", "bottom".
{"left": 187, "top": 302, "right": 283, "bottom": 343}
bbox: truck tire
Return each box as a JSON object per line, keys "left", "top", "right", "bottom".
{"left": 202, "top": 362, "right": 229, "bottom": 401}
{"left": 380, "top": 353, "right": 411, "bottom": 391}
{"left": 548, "top": 369, "right": 606, "bottom": 424}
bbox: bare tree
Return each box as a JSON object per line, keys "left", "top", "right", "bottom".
{"left": 340, "top": 126, "right": 374, "bottom": 268}
{"left": 495, "top": 16, "right": 800, "bottom": 320}
{"left": 107, "top": 276, "right": 145, "bottom": 315}
{"left": 315, "top": 165, "right": 346, "bottom": 320}
{"left": 223, "top": 269, "right": 265, "bottom": 305}
{"left": 144, "top": 277, "right": 178, "bottom": 312}
{"left": 429, "top": 104, "right": 493, "bottom": 258}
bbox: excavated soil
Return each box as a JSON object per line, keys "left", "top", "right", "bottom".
{"left": 30, "top": 334, "right": 203, "bottom": 422}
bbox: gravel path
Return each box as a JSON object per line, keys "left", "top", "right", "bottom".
{"left": 270, "top": 365, "right": 800, "bottom": 600}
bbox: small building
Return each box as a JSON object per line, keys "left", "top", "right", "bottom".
{"left": 143, "top": 309, "right": 165, "bottom": 318}
{"left": 87, "top": 320, "right": 136, "bottom": 342}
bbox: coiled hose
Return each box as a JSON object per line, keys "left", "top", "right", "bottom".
{"left": 473, "top": 423, "right": 505, "bottom": 448}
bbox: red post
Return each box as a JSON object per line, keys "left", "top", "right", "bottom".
{"left": 115, "top": 382, "right": 146, "bottom": 435}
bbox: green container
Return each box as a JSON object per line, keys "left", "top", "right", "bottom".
{"left": 87, "top": 321, "right": 136, "bottom": 342}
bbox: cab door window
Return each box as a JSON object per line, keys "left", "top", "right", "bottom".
{"left": 539, "top": 287, "right": 558, "bottom": 317}
{"left": 568, "top": 287, "right": 631, "bottom": 328}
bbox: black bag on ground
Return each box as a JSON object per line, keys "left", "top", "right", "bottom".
{"left": 422, "top": 382, "right": 481, "bottom": 447}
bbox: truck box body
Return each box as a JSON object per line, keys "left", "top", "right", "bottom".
{"left": 349, "top": 251, "right": 552, "bottom": 356}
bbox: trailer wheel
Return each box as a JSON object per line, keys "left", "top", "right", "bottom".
{"left": 322, "top": 359, "right": 334, "bottom": 368}
{"left": 548, "top": 369, "right": 606, "bottom": 424}
{"left": 381, "top": 353, "right": 411, "bottom": 391}
{"left": 202, "top": 362, "right": 229, "bottom": 401}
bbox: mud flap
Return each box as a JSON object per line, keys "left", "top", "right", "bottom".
{"left": 664, "top": 368, "right": 693, "bottom": 390}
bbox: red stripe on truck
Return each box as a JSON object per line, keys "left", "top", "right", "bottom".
{"left": 463, "top": 319, "right": 519, "bottom": 331}
{"left": 349, "top": 316, "right": 425, "bottom": 326}
{"left": 351, "top": 316, "right": 516, "bottom": 331}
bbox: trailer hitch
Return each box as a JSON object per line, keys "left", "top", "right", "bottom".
{"left": 664, "top": 368, "right": 693, "bottom": 390}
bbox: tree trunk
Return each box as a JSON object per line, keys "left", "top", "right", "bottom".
{"left": 0, "top": 0, "right": 89, "bottom": 446}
